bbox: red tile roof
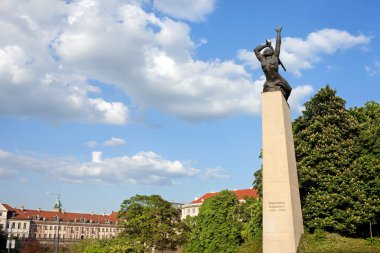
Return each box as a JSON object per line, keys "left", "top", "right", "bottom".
{"left": 191, "top": 188, "right": 259, "bottom": 204}
{"left": 2, "top": 204, "right": 15, "bottom": 212}
{"left": 2, "top": 204, "right": 119, "bottom": 224}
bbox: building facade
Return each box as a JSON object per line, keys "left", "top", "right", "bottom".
{"left": 181, "top": 188, "right": 259, "bottom": 220}
{"left": 0, "top": 202, "right": 121, "bottom": 245}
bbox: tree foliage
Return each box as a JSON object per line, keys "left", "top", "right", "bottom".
{"left": 72, "top": 238, "right": 144, "bottom": 253}
{"left": 349, "top": 101, "right": 380, "bottom": 235}
{"left": 118, "top": 194, "right": 185, "bottom": 252}
{"left": 185, "top": 190, "right": 258, "bottom": 253}
{"left": 293, "top": 85, "right": 379, "bottom": 235}
{"left": 252, "top": 85, "right": 379, "bottom": 236}
{"left": 240, "top": 197, "right": 262, "bottom": 242}
{"left": 253, "top": 151, "right": 263, "bottom": 198}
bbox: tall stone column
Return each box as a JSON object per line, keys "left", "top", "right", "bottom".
{"left": 262, "top": 91, "right": 304, "bottom": 253}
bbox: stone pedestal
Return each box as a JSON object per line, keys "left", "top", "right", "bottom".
{"left": 262, "top": 91, "right": 304, "bottom": 253}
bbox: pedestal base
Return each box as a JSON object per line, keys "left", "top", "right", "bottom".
{"left": 262, "top": 91, "right": 304, "bottom": 253}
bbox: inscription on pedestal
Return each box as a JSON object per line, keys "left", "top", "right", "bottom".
{"left": 268, "top": 201, "right": 286, "bottom": 212}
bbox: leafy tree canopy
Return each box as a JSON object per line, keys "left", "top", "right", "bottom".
{"left": 118, "top": 194, "right": 185, "bottom": 253}
{"left": 72, "top": 237, "right": 144, "bottom": 253}
{"left": 185, "top": 190, "right": 246, "bottom": 253}
{"left": 293, "top": 85, "right": 378, "bottom": 235}
{"left": 252, "top": 85, "right": 379, "bottom": 236}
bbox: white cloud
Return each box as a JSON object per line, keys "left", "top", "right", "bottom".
{"left": 0, "top": 0, "right": 322, "bottom": 123}
{"left": 203, "top": 167, "right": 230, "bottom": 179}
{"left": 49, "top": 1, "right": 267, "bottom": 121}
{"left": 239, "top": 29, "right": 370, "bottom": 77}
{"left": 288, "top": 85, "right": 314, "bottom": 113}
{"left": 0, "top": 0, "right": 130, "bottom": 125}
{"left": 85, "top": 141, "right": 98, "bottom": 148}
{"left": 91, "top": 151, "right": 103, "bottom": 163}
{"left": 364, "top": 60, "right": 380, "bottom": 76}
{"left": 153, "top": 0, "right": 216, "bottom": 22}
{"left": 0, "top": 149, "right": 200, "bottom": 185}
{"left": 103, "top": 137, "right": 127, "bottom": 146}
{"left": 86, "top": 137, "right": 126, "bottom": 147}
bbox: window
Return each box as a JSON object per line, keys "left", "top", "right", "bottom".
{"left": 23, "top": 223, "right": 27, "bottom": 229}
{"left": 18, "top": 223, "right": 21, "bottom": 229}
{"left": 6, "top": 222, "right": 9, "bottom": 229}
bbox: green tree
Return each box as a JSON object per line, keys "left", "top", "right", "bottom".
{"left": 185, "top": 190, "right": 243, "bottom": 253}
{"left": 118, "top": 194, "right": 185, "bottom": 253}
{"left": 72, "top": 237, "right": 144, "bottom": 253}
{"left": 253, "top": 151, "right": 263, "bottom": 198}
{"left": 349, "top": 101, "right": 380, "bottom": 235}
{"left": 293, "top": 85, "right": 365, "bottom": 235}
{"left": 240, "top": 197, "right": 262, "bottom": 242}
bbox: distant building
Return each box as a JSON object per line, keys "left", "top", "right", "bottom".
{"left": 0, "top": 199, "right": 121, "bottom": 246}
{"left": 181, "top": 188, "right": 259, "bottom": 220}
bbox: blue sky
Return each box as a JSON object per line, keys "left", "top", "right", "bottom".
{"left": 0, "top": 0, "right": 379, "bottom": 214}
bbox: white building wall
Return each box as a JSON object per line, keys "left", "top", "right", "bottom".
{"left": 0, "top": 204, "right": 8, "bottom": 230}
{"left": 181, "top": 203, "right": 201, "bottom": 220}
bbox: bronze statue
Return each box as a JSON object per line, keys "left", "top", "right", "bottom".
{"left": 254, "top": 27, "right": 292, "bottom": 101}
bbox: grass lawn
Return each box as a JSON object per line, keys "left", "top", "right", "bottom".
{"left": 237, "top": 231, "right": 380, "bottom": 253}
{"left": 298, "top": 231, "right": 380, "bottom": 253}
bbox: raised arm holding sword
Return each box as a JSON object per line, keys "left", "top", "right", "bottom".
{"left": 254, "top": 27, "right": 292, "bottom": 101}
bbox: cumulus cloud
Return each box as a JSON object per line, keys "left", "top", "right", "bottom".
{"left": 49, "top": 1, "right": 267, "bottom": 121}
{"left": 0, "top": 0, "right": 321, "bottom": 123}
{"left": 153, "top": 0, "right": 216, "bottom": 22}
{"left": 203, "top": 167, "right": 230, "bottom": 179}
{"left": 238, "top": 29, "right": 370, "bottom": 77}
{"left": 0, "top": 0, "right": 129, "bottom": 124}
{"left": 364, "top": 60, "right": 380, "bottom": 76}
{"left": 85, "top": 141, "right": 98, "bottom": 148}
{"left": 288, "top": 85, "right": 314, "bottom": 113}
{"left": 86, "top": 137, "right": 126, "bottom": 147}
{"left": 0, "top": 149, "right": 199, "bottom": 185}
{"left": 103, "top": 137, "right": 127, "bottom": 146}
